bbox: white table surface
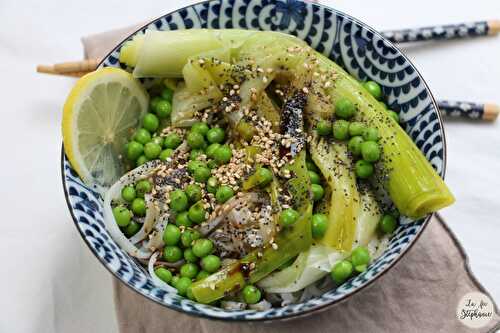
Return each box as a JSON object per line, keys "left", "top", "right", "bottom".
{"left": 1, "top": 0, "right": 499, "bottom": 332}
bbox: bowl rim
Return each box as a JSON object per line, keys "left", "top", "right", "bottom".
{"left": 61, "top": 0, "right": 447, "bottom": 322}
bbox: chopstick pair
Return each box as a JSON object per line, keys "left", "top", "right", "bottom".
{"left": 36, "top": 20, "right": 500, "bottom": 121}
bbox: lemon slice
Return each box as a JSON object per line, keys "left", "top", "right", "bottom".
{"left": 62, "top": 67, "right": 148, "bottom": 192}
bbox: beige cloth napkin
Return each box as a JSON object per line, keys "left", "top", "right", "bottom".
{"left": 82, "top": 28, "right": 500, "bottom": 333}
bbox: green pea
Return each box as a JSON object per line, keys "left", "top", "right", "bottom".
{"left": 216, "top": 185, "right": 234, "bottom": 204}
{"left": 333, "top": 120, "right": 350, "bottom": 140}
{"left": 361, "top": 141, "right": 381, "bottom": 162}
{"left": 154, "top": 267, "right": 172, "bottom": 283}
{"left": 144, "top": 142, "right": 162, "bottom": 159}
{"left": 363, "top": 81, "right": 383, "bottom": 100}
{"left": 181, "top": 230, "right": 195, "bottom": 248}
{"left": 316, "top": 120, "right": 332, "bottom": 136}
{"left": 241, "top": 285, "right": 261, "bottom": 304}
{"left": 279, "top": 208, "right": 299, "bottom": 227}
{"left": 163, "top": 133, "right": 182, "bottom": 149}
{"left": 127, "top": 141, "right": 144, "bottom": 160}
{"left": 306, "top": 160, "right": 319, "bottom": 172}
{"left": 143, "top": 113, "right": 159, "bottom": 133}
{"left": 190, "top": 149, "right": 204, "bottom": 161}
{"left": 180, "top": 263, "right": 199, "bottom": 279}
{"left": 192, "top": 239, "right": 213, "bottom": 257}
{"left": 311, "top": 184, "right": 324, "bottom": 201}
{"left": 196, "top": 270, "right": 210, "bottom": 281}
{"left": 121, "top": 185, "right": 136, "bottom": 202}
{"left": 348, "top": 136, "right": 364, "bottom": 156}
{"left": 311, "top": 214, "right": 328, "bottom": 239}
{"left": 186, "top": 286, "right": 196, "bottom": 301}
{"left": 163, "top": 224, "right": 181, "bottom": 246}
{"left": 379, "top": 214, "right": 397, "bottom": 234}
{"left": 256, "top": 167, "right": 273, "bottom": 187}
{"left": 123, "top": 220, "right": 141, "bottom": 237}
{"left": 155, "top": 100, "right": 172, "bottom": 118}
{"left": 206, "top": 143, "right": 221, "bottom": 158}
{"left": 351, "top": 246, "right": 371, "bottom": 272}
{"left": 151, "top": 136, "right": 164, "bottom": 147}
{"left": 187, "top": 131, "right": 206, "bottom": 149}
{"left": 159, "top": 148, "right": 174, "bottom": 161}
{"left": 133, "top": 129, "right": 151, "bottom": 145}
{"left": 330, "top": 260, "right": 353, "bottom": 284}
{"left": 201, "top": 255, "right": 221, "bottom": 273}
{"left": 335, "top": 98, "right": 356, "bottom": 119}
{"left": 176, "top": 212, "right": 192, "bottom": 227}
{"left": 188, "top": 201, "right": 207, "bottom": 224}
{"left": 187, "top": 160, "right": 206, "bottom": 174}
{"left": 185, "top": 184, "right": 202, "bottom": 203}
{"left": 131, "top": 198, "right": 146, "bottom": 216}
{"left": 161, "top": 87, "right": 174, "bottom": 102}
{"left": 355, "top": 160, "right": 374, "bottom": 179}
{"left": 135, "top": 179, "right": 152, "bottom": 197}
{"left": 183, "top": 248, "right": 198, "bottom": 263}
{"left": 175, "top": 276, "right": 192, "bottom": 296}
{"left": 136, "top": 155, "right": 148, "bottom": 166}
{"left": 236, "top": 121, "right": 255, "bottom": 142}
{"left": 150, "top": 96, "right": 162, "bottom": 112}
{"left": 163, "top": 245, "right": 182, "bottom": 262}
{"left": 193, "top": 166, "right": 211, "bottom": 183}
{"left": 206, "top": 177, "right": 219, "bottom": 194}
{"left": 169, "top": 190, "right": 188, "bottom": 212}
{"left": 113, "top": 206, "right": 131, "bottom": 227}
{"left": 308, "top": 170, "right": 321, "bottom": 184}
{"left": 171, "top": 275, "right": 180, "bottom": 287}
{"left": 207, "top": 160, "right": 218, "bottom": 169}
{"left": 349, "top": 122, "right": 365, "bottom": 137}
{"left": 206, "top": 127, "right": 225, "bottom": 143}
{"left": 363, "top": 127, "right": 379, "bottom": 142}
{"left": 191, "top": 122, "right": 210, "bottom": 136}
{"left": 387, "top": 110, "right": 400, "bottom": 123}
{"left": 214, "top": 145, "right": 232, "bottom": 165}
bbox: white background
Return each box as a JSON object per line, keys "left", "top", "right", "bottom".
{"left": 0, "top": 0, "right": 499, "bottom": 332}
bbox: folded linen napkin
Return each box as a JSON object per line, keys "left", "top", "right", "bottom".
{"left": 82, "top": 27, "right": 500, "bottom": 333}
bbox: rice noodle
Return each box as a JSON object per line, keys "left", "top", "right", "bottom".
{"left": 147, "top": 252, "right": 177, "bottom": 293}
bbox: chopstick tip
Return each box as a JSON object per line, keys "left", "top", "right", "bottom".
{"left": 484, "top": 103, "right": 499, "bottom": 121}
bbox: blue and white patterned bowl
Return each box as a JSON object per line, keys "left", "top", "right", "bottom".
{"left": 62, "top": 0, "right": 446, "bottom": 321}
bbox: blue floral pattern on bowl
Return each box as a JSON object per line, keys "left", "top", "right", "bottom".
{"left": 62, "top": 0, "right": 446, "bottom": 321}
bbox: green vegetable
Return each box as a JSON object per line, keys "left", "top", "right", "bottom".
{"left": 207, "top": 127, "right": 225, "bottom": 143}
{"left": 362, "top": 81, "right": 382, "bottom": 100}
{"left": 187, "top": 131, "right": 206, "bottom": 149}
{"left": 362, "top": 127, "right": 379, "bottom": 142}
{"left": 308, "top": 170, "right": 321, "bottom": 184}
{"left": 136, "top": 155, "right": 148, "bottom": 166}
{"left": 348, "top": 136, "right": 364, "bottom": 156}
{"left": 171, "top": 275, "right": 180, "bottom": 287}
{"left": 335, "top": 98, "right": 356, "bottom": 119}
{"left": 315, "top": 120, "right": 331, "bottom": 136}
{"left": 131, "top": 198, "right": 146, "bottom": 216}
{"left": 236, "top": 121, "right": 255, "bottom": 141}
{"left": 379, "top": 214, "right": 398, "bottom": 234}
{"left": 163, "top": 224, "right": 181, "bottom": 246}
{"left": 360, "top": 141, "right": 381, "bottom": 162}
{"left": 351, "top": 246, "right": 370, "bottom": 272}
{"left": 121, "top": 185, "right": 136, "bottom": 202}
{"left": 193, "top": 166, "right": 211, "bottom": 183}
{"left": 330, "top": 260, "right": 353, "bottom": 284}
{"left": 241, "top": 285, "right": 261, "bottom": 304}
{"left": 163, "top": 246, "right": 183, "bottom": 262}
{"left": 159, "top": 149, "right": 173, "bottom": 161}
{"left": 306, "top": 159, "right": 319, "bottom": 172}
{"left": 332, "top": 120, "right": 350, "bottom": 140}
{"left": 188, "top": 201, "right": 207, "bottom": 224}
{"left": 135, "top": 179, "right": 152, "bottom": 197}
{"left": 349, "top": 122, "right": 365, "bottom": 137}
{"left": 150, "top": 96, "right": 162, "bottom": 111}
{"left": 279, "top": 208, "right": 299, "bottom": 227}
{"left": 143, "top": 113, "right": 159, "bottom": 132}
{"left": 201, "top": 255, "right": 221, "bottom": 273}
{"left": 180, "top": 263, "right": 199, "bottom": 279}
{"left": 169, "top": 190, "right": 188, "bottom": 212}
{"left": 162, "top": 87, "right": 174, "bottom": 101}
{"left": 187, "top": 160, "right": 205, "bottom": 174}
{"left": 151, "top": 136, "right": 164, "bottom": 147}
{"left": 155, "top": 100, "right": 172, "bottom": 118}
{"left": 214, "top": 145, "right": 232, "bottom": 164}
{"left": 176, "top": 277, "right": 192, "bottom": 296}
{"left": 206, "top": 176, "right": 219, "bottom": 194}
{"left": 181, "top": 230, "right": 200, "bottom": 248}
{"left": 311, "top": 184, "right": 324, "bottom": 201}
{"left": 113, "top": 206, "right": 131, "bottom": 227}
{"left": 164, "top": 133, "right": 182, "bottom": 149}
{"left": 196, "top": 270, "right": 210, "bottom": 281}
{"left": 175, "top": 211, "right": 192, "bottom": 227}
{"left": 355, "top": 160, "right": 374, "bottom": 179}
{"left": 215, "top": 185, "right": 234, "bottom": 204}
{"left": 192, "top": 239, "right": 214, "bottom": 258}
{"left": 243, "top": 167, "right": 273, "bottom": 190}
{"left": 184, "top": 248, "right": 198, "bottom": 263}
{"left": 124, "top": 221, "right": 141, "bottom": 237}
{"left": 155, "top": 267, "right": 173, "bottom": 283}
{"left": 190, "top": 149, "right": 204, "bottom": 161}
{"left": 185, "top": 184, "right": 202, "bottom": 203}
{"left": 191, "top": 122, "right": 209, "bottom": 136}
{"left": 206, "top": 143, "right": 221, "bottom": 158}
{"left": 133, "top": 129, "right": 151, "bottom": 145}
{"left": 127, "top": 141, "right": 144, "bottom": 160}
{"left": 144, "top": 142, "right": 162, "bottom": 159}
{"left": 311, "top": 214, "right": 328, "bottom": 239}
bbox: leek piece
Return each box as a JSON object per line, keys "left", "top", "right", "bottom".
{"left": 355, "top": 190, "right": 382, "bottom": 246}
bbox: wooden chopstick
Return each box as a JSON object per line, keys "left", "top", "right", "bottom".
{"left": 36, "top": 59, "right": 99, "bottom": 76}
{"left": 381, "top": 20, "right": 500, "bottom": 44}
{"left": 437, "top": 101, "right": 499, "bottom": 121}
